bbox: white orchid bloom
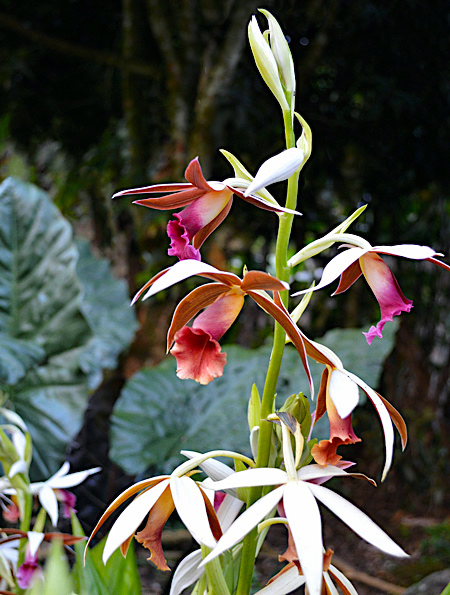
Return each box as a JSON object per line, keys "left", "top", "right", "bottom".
{"left": 202, "top": 419, "right": 407, "bottom": 595}
{"left": 30, "top": 462, "right": 100, "bottom": 526}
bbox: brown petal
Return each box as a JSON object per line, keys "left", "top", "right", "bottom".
{"left": 133, "top": 187, "right": 204, "bottom": 209}
{"left": 167, "top": 284, "right": 230, "bottom": 350}
{"left": 314, "top": 368, "right": 330, "bottom": 424}
{"left": 85, "top": 477, "right": 168, "bottom": 557}
{"left": 232, "top": 187, "right": 301, "bottom": 215}
{"left": 241, "top": 270, "right": 289, "bottom": 292}
{"left": 198, "top": 486, "right": 223, "bottom": 542}
{"left": 377, "top": 393, "right": 408, "bottom": 449}
{"left": 185, "top": 158, "right": 213, "bottom": 191}
{"left": 247, "top": 290, "right": 313, "bottom": 395}
{"left": 333, "top": 258, "right": 362, "bottom": 295}
{"left": 135, "top": 484, "right": 175, "bottom": 571}
{"left": 113, "top": 183, "right": 193, "bottom": 197}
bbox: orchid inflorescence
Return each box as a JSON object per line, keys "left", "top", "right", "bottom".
{"left": 0, "top": 406, "right": 100, "bottom": 591}
{"left": 89, "top": 9, "right": 449, "bottom": 595}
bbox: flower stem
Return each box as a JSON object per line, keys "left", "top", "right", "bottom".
{"left": 201, "top": 544, "right": 231, "bottom": 595}
{"left": 236, "top": 109, "right": 299, "bottom": 595}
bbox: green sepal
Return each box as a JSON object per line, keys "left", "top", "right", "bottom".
{"left": 248, "top": 384, "right": 261, "bottom": 431}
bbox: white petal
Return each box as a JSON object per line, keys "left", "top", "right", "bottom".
{"left": 323, "top": 572, "right": 339, "bottom": 595}
{"left": 328, "top": 565, "right": 359, "bottom": 595}
{"left": 253, "top": 564, "right": 306, "bottom": 594}
{"left": 27, "top": 532, "right": 45, "bottom": 557}
{"left": 297, "top": 464, "right": 351, "bottom": 482}
{"left": 0, "top": 408, "right": 28, "bottom": 432}
{"left": 292, "top": 247, "right": 366, "bottom": 296}
{"left": 169, "top": 550, "right": 204, "bottom": 595}
{"left": 347, "top": 371, "right": 394, "bottom": 481}
{"left": 328, "top": 369, "right": 360, "bottom": 419}
{"left": 284, "top": 482, "right": 324, "bottom": 595}
{"left": 217, "top": 493, "right": 244, "bottom": 531}
{"left": 38, "top": 484, "right": 59, "bottom": 526}
{"left": 308, "top": 483, "right": 408, "bottom": 557}
{"left": 48, "top": 467, "right": 101, "bottom": 489}
{"left": 181, "top": 450, "right": 235, "bottom": 481}
{"left": 103, "top": 479, "right": 169, "bottom": 564}
{"left": 8, "top": 460, "right": 28, "bottom": 478}
{"left": 143, "top": 260, "right": 240, "bottom": 300}
{"left": 171, "top": 476, "right": 216, "bottom": 548}
{"left": 202, "top": 485, "right": 285, "bottom": 565}
{"left": 208, "top": 468, "right": 287, "bottom": 491}
{"left": 374, "top": 244, "right": 439, "bottom": 260}
{"left": 49, "top": 461, "right": 71, "bottom": 480}
{"left": 244, "top": 148, "right": 305, "bottom": 197}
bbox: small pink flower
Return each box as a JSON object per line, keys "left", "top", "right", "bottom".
{"left": 113, "top": 158, "right": 297, "bottom": 261}
{"left": 293, "top": 243, "right": 449, "bottom": 344}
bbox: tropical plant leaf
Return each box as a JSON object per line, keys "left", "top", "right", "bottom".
{"left": 76, "top": 239, "right": 138, "bottom": 389}
{"left": 110, "top": 322, "right": 397, "bottom": 474}
{"left": 0, "top": 178, "right": 137, "bottom": 478}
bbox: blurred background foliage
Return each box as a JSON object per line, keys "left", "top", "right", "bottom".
{"left": 0, "top": 0, "right": 449, "bottom": 564}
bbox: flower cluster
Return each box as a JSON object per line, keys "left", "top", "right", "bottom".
{"left": 90, "top": 8, "right": 449, "bottom": 595}
{"left": 0, "top": 408, "right": 100, "bottom": 590}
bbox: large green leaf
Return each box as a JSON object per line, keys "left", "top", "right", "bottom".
{"left": 0, "top": 178, "right": 137, "bottom": 478}
{"left": 110, "top": 321, "right": 397, "bottom": 475}
{"left": 76, "top": 239, "right": 138, "bottom": 388}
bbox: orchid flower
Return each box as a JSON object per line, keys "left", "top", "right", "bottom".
{"left": 292, "top": 240, "right": 450, "bottom": 344}
{"left": 86, "top": 451, "right": 251, "bottom": 571}
{"left": 202, "top": 416, "right": 407, "bottom": 595}
{"left": 28, "top": 462, "right": 100, "bottom": 526}
{"left": 131, "top": 259, "right": 318, "bottom": 388}
{"left": 113, "top": 157, "right": 298, "bottom": 261}
{"left": 169, "top": 469, "right": 243, "bottom": 595}
{"left": 272, "top": 292, "right": 406, "bottom": 480}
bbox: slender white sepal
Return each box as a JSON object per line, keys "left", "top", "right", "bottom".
{"left": 308, "top": 483, "right": 408, "bottom": 557}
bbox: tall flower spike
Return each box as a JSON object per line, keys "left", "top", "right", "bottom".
{"left": 113, "top": 157, "right": 298, "bottom": 261}
{"left": 292, "top": 242, "right": 450, "bottom": 344}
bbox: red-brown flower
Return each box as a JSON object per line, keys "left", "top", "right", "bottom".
{"left": 113, "top": 157, "right": 297, "bottom": 261}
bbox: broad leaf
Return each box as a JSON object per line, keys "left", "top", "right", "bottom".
{"left": 76, "top": 239, "right": 138, "bottom": 389}
{"left": 0, "top": 178, "right": 137, "bottom": 478}
{"left": 110, "top": 322, "right": 396, "bottom": 474}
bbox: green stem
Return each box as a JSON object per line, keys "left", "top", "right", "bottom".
{"left": 201, "top": 544, "right": 231, "bottom": 595}
{"left": 235, "top": 109, "right": 299, "bottom": 595}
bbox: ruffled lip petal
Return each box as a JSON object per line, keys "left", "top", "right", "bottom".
{"left": 170, "top": 327, "right": 227, "bottom": 385}
{"left": 360, "top": 252, "right": 413, "bottom": 344}
{"left": 167, "top": 218, "right": 201, "bottom": 261}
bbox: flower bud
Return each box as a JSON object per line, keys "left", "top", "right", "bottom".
{"left": 259, "top": 9, "right": 296, "bottom": 111}
{"left": 248, "top": 16, "right": 290, "bottom": 111}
